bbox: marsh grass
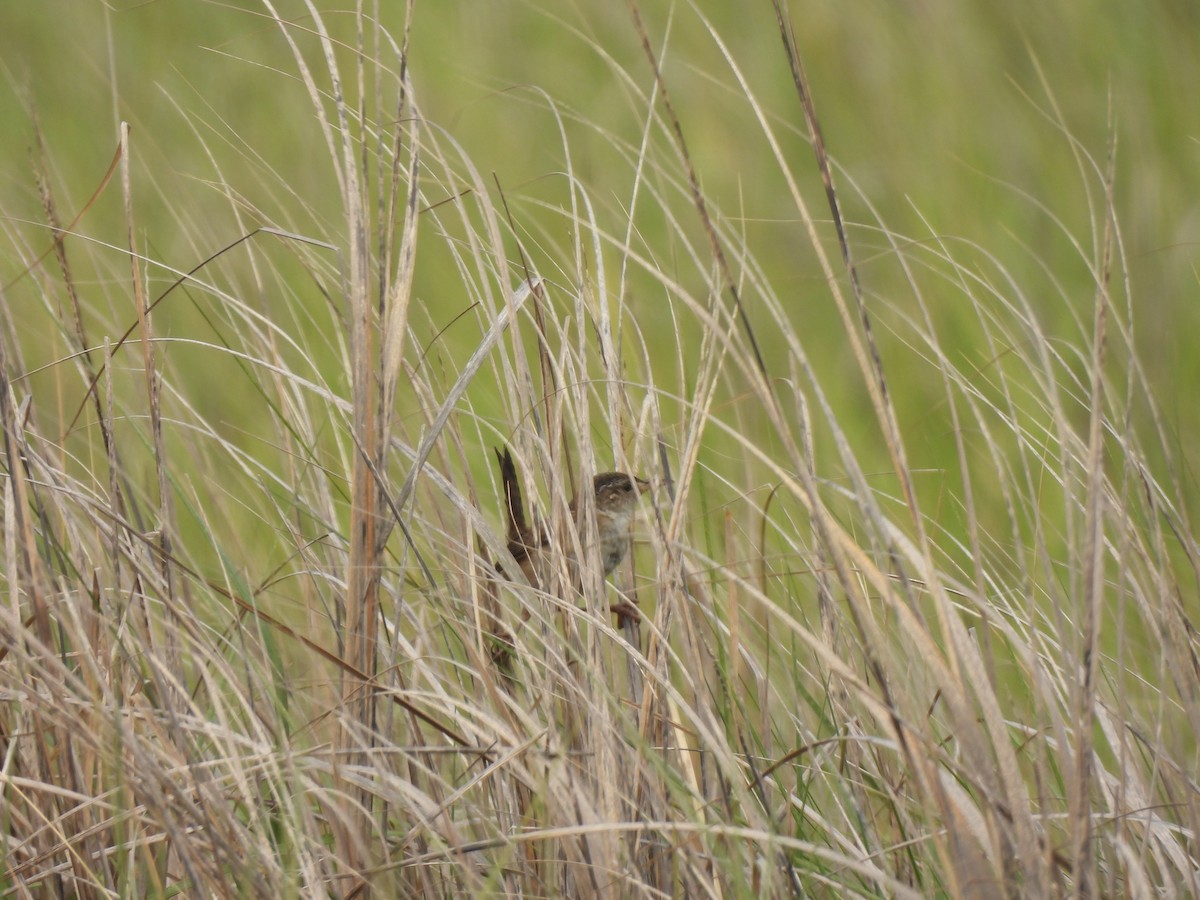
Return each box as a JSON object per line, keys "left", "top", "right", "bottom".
{"left": 2, "top": 2, "right": 1198, "bottom": 897}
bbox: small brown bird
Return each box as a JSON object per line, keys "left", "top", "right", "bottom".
{"left": 494, "top": 446, "right": 649, "bottom": 621}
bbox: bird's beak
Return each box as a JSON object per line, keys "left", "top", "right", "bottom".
{"left": 634, "top": 476, "right": 651, "bottom": 494}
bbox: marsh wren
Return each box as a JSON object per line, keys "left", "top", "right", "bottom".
{"left": 494, "top": 447, "right": 649, "bottom": 621}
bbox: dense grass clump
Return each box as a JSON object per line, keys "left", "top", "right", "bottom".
{"left": 2, "top": 2, "right": 1198, "bottom": 897}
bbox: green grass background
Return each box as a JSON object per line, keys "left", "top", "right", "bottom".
{"left": 2, "top": 0, "right": 1198, "bottom": 650}
{"left": 5, "top": 0, "right": 1197, "bottom": 460}
{"left": 3, "top": 2, "right": 1200, "bottom": 893}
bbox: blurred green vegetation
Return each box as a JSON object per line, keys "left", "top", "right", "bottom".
{"left": 2, "top": 9, "right": 1196, "bottom": 888}
{"left": 2, "top": 0, "right": 1198, "bottom": 527}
